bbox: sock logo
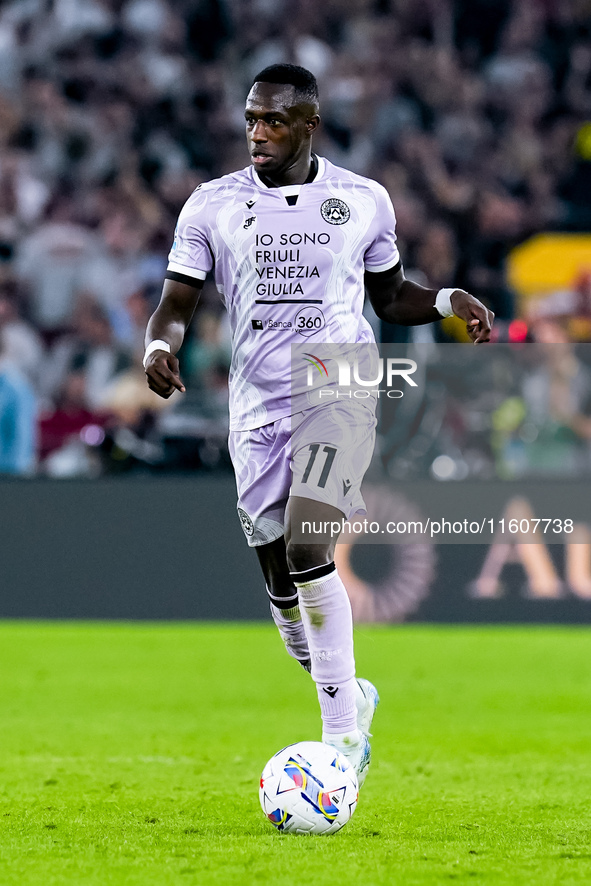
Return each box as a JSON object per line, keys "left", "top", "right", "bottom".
{"left": 322, "top": 686, "right": 339, "bottom": 698}
{"left": 313, "top": 648, "right": 342, "bottom": 662}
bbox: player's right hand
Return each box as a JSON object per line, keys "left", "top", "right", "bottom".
{"left": 144, "top": 351, "right": 186, "bottom": 398}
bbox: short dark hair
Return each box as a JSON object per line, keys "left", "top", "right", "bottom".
{"left": 251, "top": 64, "right": 319, "bottom": 107}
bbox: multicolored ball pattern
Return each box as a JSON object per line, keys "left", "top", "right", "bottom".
{"left": 259, "top": 741, "right": 359, "bottom": 835}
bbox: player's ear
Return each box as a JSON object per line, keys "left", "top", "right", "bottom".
{"left": 306, "top": 114, "right": 320, "bottom": 134}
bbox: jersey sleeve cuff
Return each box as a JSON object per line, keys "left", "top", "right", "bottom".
{"left": 166, "top": 262, "right": 207, "bottom": 281}
{"left": 364, "top": 256, "right": 401, "bottom": 274}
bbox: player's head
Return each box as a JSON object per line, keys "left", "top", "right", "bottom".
{"left": 252, "top": 64, "right": 319, "bottom": 109}
{"left": 245, "top": 64, "right": 320, "bottom": 178}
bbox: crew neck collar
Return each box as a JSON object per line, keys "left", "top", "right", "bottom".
{"left": 253, "top": 154, "right": 322, "bottom": 190}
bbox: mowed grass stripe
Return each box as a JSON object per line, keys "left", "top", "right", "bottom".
{"left": 0, "top": 623, "right": 590, "bottom": 885}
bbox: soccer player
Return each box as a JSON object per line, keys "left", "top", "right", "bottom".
{"left": 144, "top": 64, "right": 493, "bottom": 785}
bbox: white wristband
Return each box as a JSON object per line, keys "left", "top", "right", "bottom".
{"left": 434, "top": 288, "right": 456, "bottom": 318}
{"left": 143, "top": 339, "right": 171, "bottom": 368}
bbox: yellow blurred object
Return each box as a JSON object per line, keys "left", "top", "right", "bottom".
{"left": 567, "top": 317, "right": 591, "bottom": 340}
{"left": 492, "top": 397, "right": 526, "bottom": 433}
{"left": 508, "top": 233, "right": 591, "bottom": 302}
{"left": 100, "top": 369, "right": 178, "bottom": 424}
{"left": 440, "top": 314, "right": 472, "bottom": 342}
{"left": 575, "top": 122, "right": 591, "bottom": 160}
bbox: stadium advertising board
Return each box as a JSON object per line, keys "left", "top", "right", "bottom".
{"left": 0, "top": 476, "right": 589, "bottom": 623}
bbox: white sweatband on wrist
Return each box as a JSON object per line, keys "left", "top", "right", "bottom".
{"left": 143, "top": 339, "right": 171, "bottom": 368}
{"left": 434, "top": 288, "right": 456, "bottom": 318}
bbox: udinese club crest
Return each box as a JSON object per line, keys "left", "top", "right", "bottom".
{"left": 320, "top": 198, "right": 350, "bottom": 225}
{"left": 237, "top": 508, "right": 254, "bottom": 537}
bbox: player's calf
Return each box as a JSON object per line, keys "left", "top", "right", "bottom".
{"left": 291, "top": 561, "right": 358, "bottom": 739}
{"left": 267, "top": 588, "right": 311, "bottom": 671}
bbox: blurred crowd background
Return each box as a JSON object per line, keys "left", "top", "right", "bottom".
{"left": 0, "top": 0, "right": 590, "bottom": 478}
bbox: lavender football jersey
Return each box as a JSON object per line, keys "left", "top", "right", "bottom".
{"left": 167, "top": 156, "right": 400, "bottom": 431}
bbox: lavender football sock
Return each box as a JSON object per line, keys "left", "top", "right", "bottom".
{"left": 292, "top": 563, "right": 358, "bottom": 736}
{"left": 267, "top": 589, "right": 311, "bottom": 668}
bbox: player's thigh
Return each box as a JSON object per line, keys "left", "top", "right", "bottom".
{"left": 228, "top": 420, "right": 292, "bottom": 547}
{"left": 289, "top": 400, "right": 377, "bottom": 522}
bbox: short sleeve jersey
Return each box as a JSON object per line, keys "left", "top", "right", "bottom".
{"left": 168, "top": 156, "right": 400, "bottom": 431}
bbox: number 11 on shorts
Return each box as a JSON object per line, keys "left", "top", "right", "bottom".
{"left": 301, "top": 444, "right": 337, "bottom": 488}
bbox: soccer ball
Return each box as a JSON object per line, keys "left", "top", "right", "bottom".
{"left": 259, "top": 741, "right": 359, "bottom": 835}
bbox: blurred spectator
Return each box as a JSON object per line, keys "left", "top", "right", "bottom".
{"left": 462, "top": 189, "right": 525, "bottom": 319}
{"left": 38, "top": 369, "right": 109, "bottom": 464}
{"left": 0, "top": 279, "right": 44, "bottom": 385}
{"left": 179, "top": 307, "right": 231, "bottom": 417}
{"left": 183, "top": 310, "right": 230, "bottom": 386}
{"left": 0, "top": 327, "right": 37, "bottom": 475}
{"left": 109, "top": 285, "right": 158, "bottom": 359}
{"left": 492, "top": 323, "right": 591, "bottom": 477}
{"left": 527, "top": 271, "right": 591, "bottom": 342}
{"left": 41, "top": 294, "right": 132, "bottom": 410}
{"left": 15, "top": 195, "right": 103, "bottom": 335}
{"left": 414, "top": 221, "right": 458, "bottom": 291}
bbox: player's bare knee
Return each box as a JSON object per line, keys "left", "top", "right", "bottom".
{"left": 266, "top": 571, "right": 296, "bottom": 597}
{"left": 286, "top": 541, "right": 332, "bottom": 575}
{"left": 255, "top": 537, "right": 295, "bottom": 596}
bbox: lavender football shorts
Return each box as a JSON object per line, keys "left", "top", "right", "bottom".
{"left": 228, "top": 399, "right": 377, "bottom": 547}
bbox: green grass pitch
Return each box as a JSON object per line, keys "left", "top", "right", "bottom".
{"left": 1, "top": 623, "right": 591, "bottom": 885}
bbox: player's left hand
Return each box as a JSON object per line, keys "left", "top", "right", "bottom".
{"left": 450, "top": 290, "right": 494, "bottom": 343}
